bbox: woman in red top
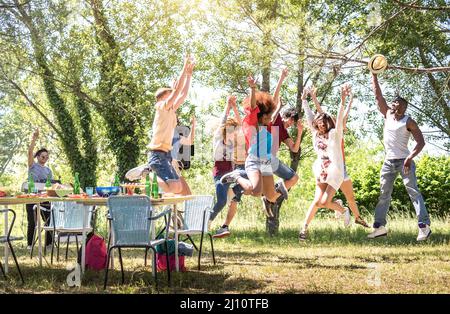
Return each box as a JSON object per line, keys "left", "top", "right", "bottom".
{"left": 220, "top": 76, "right": 282, "bottom": 207}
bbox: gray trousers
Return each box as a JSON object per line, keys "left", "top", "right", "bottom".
{"left": 373, "top": 159, "right": 430, "bottom": 228}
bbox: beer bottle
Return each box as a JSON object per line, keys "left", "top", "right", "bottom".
{"left": 73, "top": 172, "right": 80, "bottom": 194}
{"left": 28, "top": 173, "right": 35, "bottom": 194}
{"left": 45, "top": 174, "right": 52, "bottom": 189}
{"left": 152, "top": 172, "right": 159, "bottom": 199}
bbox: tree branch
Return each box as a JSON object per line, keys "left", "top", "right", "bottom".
{"left": 391, "top": 0, "right": 450, "bottom": 11}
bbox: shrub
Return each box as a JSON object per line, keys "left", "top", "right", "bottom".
{"left": 348, "top": 155, "right": 450, "bottom": 218}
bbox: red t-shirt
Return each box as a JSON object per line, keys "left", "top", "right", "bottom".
{"left": 268, "top": 114, "right": 290, "bottom": 151}
{"left": 213, "top": 161, "right": 233, "bottom": 178}
{"left": 242, "top": 106, "right": 260, "bottom": 150}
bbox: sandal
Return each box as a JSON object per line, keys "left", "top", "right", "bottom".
{"left": 355, "top": 216, "right": 369, "bottom": 228}
{"left": 299, "top": 229, "right": 308, "bottom": 241}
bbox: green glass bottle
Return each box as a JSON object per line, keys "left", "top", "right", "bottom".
{"left": 152, "top": 172, "right": 159, "bottom": 199}
{"left": 113, "top": 174, "right": 120, "bottom": 187}
{"left": 145, "top": 174, "right": 151, "bottom": 197}
{"left": 73, "top": 172, "right": 80, "bottom": 194}
{"left": 45, "top": 174, "right": 52, "bottom": 189}
{"left": 28, "top": 173, "right": 35, "bottom": 194}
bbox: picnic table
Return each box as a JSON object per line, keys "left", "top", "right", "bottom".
{"left": 0, "top": 194, "right": 193, "bottom": 276}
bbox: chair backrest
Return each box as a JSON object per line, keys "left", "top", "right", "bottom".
{"left": 182, "top": 195, "right": 214, "bottom": 232}
{"left": 107, "top": 195, "right": 153, "bottom": 246}
{"left": 49, "top": 202, "right": 94, "bottom": 230}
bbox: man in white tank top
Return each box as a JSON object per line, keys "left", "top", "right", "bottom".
{"left": 367, "top": 73, "right": 431, "bottom": 241}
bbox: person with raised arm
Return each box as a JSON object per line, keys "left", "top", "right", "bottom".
{"left": 209, "top": 96, "right": 246, "bottom": 238}
{"left": 26, "top": 128, "right": 53, "bottom": 251}
{"left": 309, "top": 86, "right": 369, "bottom": 228}
{"left": 299, "top": 85, "right": 353, "bottom": 241}
{"left": 367, "top": 73, "right": 430, "bottom": 241}
{"left": 147, "top": 56, "right": 195, "bottom": 194}
{"left": 220, "top": 76, "right": 283, "bottom": 212}
{"left": 263, "top": 68, "right": 302, "bottom": 218}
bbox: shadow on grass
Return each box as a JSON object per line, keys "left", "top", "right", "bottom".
{"left": 0, "top": 248, "right": 264, "bottom": 294}
{"left": 216, "top": 227, "right": 450, "bottom": 247}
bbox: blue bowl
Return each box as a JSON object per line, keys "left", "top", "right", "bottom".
{"left": 96, "top": 186, "right": 121, "bottom": 197}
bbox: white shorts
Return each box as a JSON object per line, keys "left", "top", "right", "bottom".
{"left": 245, "top": 154, "right": 279, "bottom": 176}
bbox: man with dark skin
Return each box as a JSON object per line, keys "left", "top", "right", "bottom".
{"left": 367, "top": 73, "right": 431, "bottom": 241}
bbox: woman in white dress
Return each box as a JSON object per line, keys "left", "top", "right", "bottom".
{"left": 299, "top": 85, "right": 353, "bottom": 241}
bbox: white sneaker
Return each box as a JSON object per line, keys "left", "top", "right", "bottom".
{"left": 343, "top": 208, "right": 351, "bottom": 227}
{"left": 334, "top": 200, "right": 344, "bottom": 219}
{"left": 27, "top": 245, "right": 32, "bottom": 251}
{"left": 367, "top": 226, "right": 388, "bottom": 239}
{"left": 417, "top": 225, "right": 432, "bottom": 241}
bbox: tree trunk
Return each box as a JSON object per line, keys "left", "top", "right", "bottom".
{"left": 90, "top": 0, "right": 143, "bottom": 180}
{"left": 13, "top": 4, "right": 97, "bottom": 188}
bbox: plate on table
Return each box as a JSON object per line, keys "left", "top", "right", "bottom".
{"left": 67, "top": 194, "right": 87, "bottom": 199}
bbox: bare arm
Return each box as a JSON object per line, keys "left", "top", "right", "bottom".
{"left": 371, "top": 73, "right": 389, "bottom": 118}
{"left": 271, "top": 68, "right": 288, "bottom": 120}
{"left": 230, "top": 96, "right": 242, "bottom": 125}
{"left": 310, "top": 86, "right": 324, "bottom": 114}
{"left": 28, "top": 129, "right": 39, "bottom": 168}
{"left": 301, "top": 87, "right": 314, "bottom": 129}
{"left": 283, "top": 119, "right": 303, "bottom": 153}
{"left": 335, "top": 85, "right": 349, "bottom": 136}
{"left": 406, "top": 118, "right": 425, "bottom": 159}
{"left": 173, "top": 61, "right": 195, "bottom": 110}
{"left": 403, "top": 118, "right": 425, "bottom": 174}
{"left": 246, "top": 76, "right": 257, "bottom": 109}
{"left": 343, "top": 92, "right": 353, "bottom": 130}
{"left": 271, "top": 96, "right": 282, "bottom": 123}
{"left": 165, "top": 56, "right": 190, "bottom": 110}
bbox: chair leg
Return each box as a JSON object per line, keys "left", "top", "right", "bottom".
{"left": 118, "top": 248, "right": 124, "bottom": 284}
{"left": 198, "top": 232, "right": 205, "bottom": 271}
{"left": 103, "top": 247, "right": 113, "bottom": 290}
{"left": 57, "top": 234, "right": 61, "bottom": 262}
{"left": 75, "top": 234, "right": 79, "bottom": 253}
{"left": 150, "top": 247, "right": 158, "bottom": 290}
{"left": 0, "top": 260, "right": 6, "bottom": 279}
{"left": 50, "top": 232, "right": 55, "bottom": 265}
{"left": 185, "top": 235, "right": 199, "bottom": 251}
{"left": 8, "top": 241, "right": 24, "bottom": 284}
{"left": 65, "top": 234, "right": 71, "bottom": 261}
{"left": 144, "top": 248, "right": 148, "bottom": 267}
{"left": 164, "top": 241, "right": 171, "bottom": 285}
{"left": 208, "top": 234, "right": 216, "bottom": 265}
{"left": 30, "top": 227, "right": 38, "bottom": 259}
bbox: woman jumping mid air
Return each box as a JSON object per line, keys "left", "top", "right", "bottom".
{"left": 309, "top": 86, "right": 369, "bottom": 228}
{"left": 299, "top": 84, "right": 354, "bottom": 241}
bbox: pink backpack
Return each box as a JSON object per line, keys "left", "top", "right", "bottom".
{"left": 85, "top": 234, "right": 107, "bottom": 271}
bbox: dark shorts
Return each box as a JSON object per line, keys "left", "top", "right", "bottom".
{"left": 148, "top": 150, "right": 180, "bottom": 182}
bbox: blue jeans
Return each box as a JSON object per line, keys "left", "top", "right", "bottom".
{"left": 373, "top": 159, "right": 430, "bottom": 228}
{"left": 148, "top": 150, "right": 180, "bottom": 182}
{"left": 210, "top": 165, "right": 246, "bottom": 222}
{"left": 273, "top": 159, "right": 296, "bottom": 181}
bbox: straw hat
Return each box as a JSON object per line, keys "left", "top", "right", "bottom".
{"left": 368, "top": 54, "right": 388, "bottom": 74}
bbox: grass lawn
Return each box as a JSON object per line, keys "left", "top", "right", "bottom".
{"left": 1, "top": 212, "right": 449, "bottom": 294}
